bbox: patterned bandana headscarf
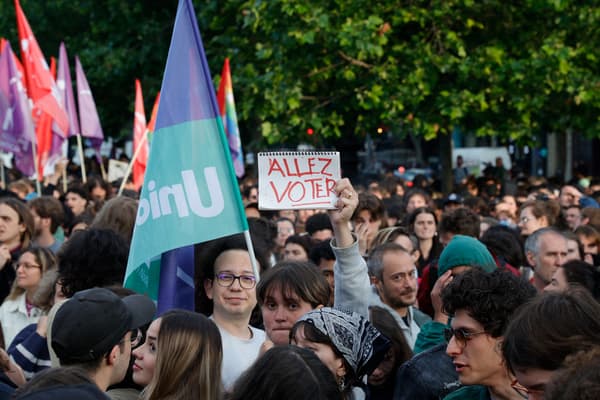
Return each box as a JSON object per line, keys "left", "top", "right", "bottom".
{"left": 295, "top": 307, "right": 390, "bottom": 379}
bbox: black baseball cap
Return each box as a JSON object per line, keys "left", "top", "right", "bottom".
{"left": 51, "top": 288, "right": 155, "bottom": 363}
{"left": 443, "top": 193, "right": 463, "bottom": 206}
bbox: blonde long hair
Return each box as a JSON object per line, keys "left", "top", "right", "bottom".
{"left": 144, "top": 310, "right": 223, "bottom": 400}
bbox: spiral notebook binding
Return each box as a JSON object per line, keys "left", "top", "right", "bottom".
{"left": 258, "top": 151, "right": 338, "bottom": 157}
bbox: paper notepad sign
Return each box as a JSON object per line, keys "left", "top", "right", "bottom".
{"left": 258, "top": 151, "right": 341, "bottom": 210}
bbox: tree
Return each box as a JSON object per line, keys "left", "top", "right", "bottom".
{"left": 199, "top": 0, "right": 599, "bottom": 190}
{"left": 0, "top": 1, "right": 597, "bottom": 189}
{"left": 0, "top": 0, "right": 176, "bottom": 141}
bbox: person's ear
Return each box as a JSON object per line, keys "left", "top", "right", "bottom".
{"left": 106, "top": 345, "right": 120, "bottom": 366}
{"left": 582, "top": 217, "right": 590, "bottom": 225}
{"left": 525, "top": 251, "right": 536, "bottom": 268}
{"left": 334, "top": 357, "right": 346, "bottom": 381}
{"left": 203, "top": 279, "right": 214, "bottom": 300}
{"left": 411, "top": 250, "right": 421, "bottom": 264}
{"left": 373, "top": 277, "right": 384, "bottom": 296}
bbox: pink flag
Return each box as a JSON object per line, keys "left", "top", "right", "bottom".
{"left": 132, "top": 79, "right": 147, "bottom": 190}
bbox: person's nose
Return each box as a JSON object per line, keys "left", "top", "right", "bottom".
{"left": 274, "top": 307, "right": 287, "bottom": 322}
{"left": 446, "top": 335, "right": 462, "bottom": 358}
{"left": 229, "top": 277, "right": 243, "bottom": 291}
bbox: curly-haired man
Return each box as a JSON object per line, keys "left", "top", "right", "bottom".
{"left": 442, "top": 268, "right": 536, "bottom": 400}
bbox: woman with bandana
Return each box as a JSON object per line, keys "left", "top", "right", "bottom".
{"left": 290, "top": 307, "right": 390, "bottom": 400}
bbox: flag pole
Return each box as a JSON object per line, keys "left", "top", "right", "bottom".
{"left": 98, "top": 152, "right": 107, "bottom": 181}
{"left": 62, "top": 168, "right": 67, "bottom": 193}
{"left": 243, "top": 230, "right": 260, "bottom": 281}
{"left": 118, "top": 130, "right": 148, "bottom": 196}
{"left": 76, "top": 133, "right": 87, "bottom": 183}
{"left": 30, "top": 142, "right": 41, "bottom": 195}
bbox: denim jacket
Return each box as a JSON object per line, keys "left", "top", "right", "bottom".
{"left": 393, "top": 344, "right": 460, "bottom": 400}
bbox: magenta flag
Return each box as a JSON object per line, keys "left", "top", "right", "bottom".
{"left": 0, "top": 41, "right": 36, "bottom": 176}
{"left": 75, "top": 56, "right": 103, "bottom": 159}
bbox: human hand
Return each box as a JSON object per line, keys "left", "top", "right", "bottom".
{"left": 328, "top": 178, "right": 358, "bottom": 227}
{"left": 36, "top": 315, "right": 49, "bottom": 338}
{"left": 0, "top": 245, "right": 11, "bottom": 271}
{"left": 354, "top": 222, "right": 370, "bottom": 256}
{"left": 431, "top": 270, "right": 453, "bottom": 324}
{"left": 0, "top": 348, "right": 25, "bottom": 386}
{"left": 328, "top": 179, "right": 359, "bottom": 249}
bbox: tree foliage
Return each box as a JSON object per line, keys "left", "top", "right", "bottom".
{"left": 200, "top": 0, "right": 598, "bottom": 148}
{"left": 0, "top": 0, "right": 176, "bottom": 140}
{"left": 0, "top": 0, "right": 597, "bottom": 155}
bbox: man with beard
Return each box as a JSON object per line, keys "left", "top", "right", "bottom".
{"left": 367, "top": 243, "right": 430, "bottom": 348}
{"left": 28, "top": 196, "right": 65, "bottom": 253}
{"left": 326, "top": 178, "right": 430, "bottom": 349}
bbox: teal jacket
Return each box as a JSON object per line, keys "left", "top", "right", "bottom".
{"left": 443, "top": 385, "right": 491, "bottom": 400}
{"left": 414, "top": 320, "right": 447, "bottom": 354}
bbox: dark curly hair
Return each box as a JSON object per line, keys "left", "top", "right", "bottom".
{"left": 57, "top": 228, "right": 129, "bottom": 297}
{"left": 441, "top": 268, "right": 536, "bottom": 338}
{"left": 438, "top": 207, "right": 480, "bottom": 238}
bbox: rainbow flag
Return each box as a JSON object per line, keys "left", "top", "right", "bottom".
{"left": 217, "top": 58, "right": 244, "bottom": 178}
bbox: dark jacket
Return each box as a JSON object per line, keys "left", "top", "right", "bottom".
{"left": 393, "top": 344, "right": 460, "bottom": 400}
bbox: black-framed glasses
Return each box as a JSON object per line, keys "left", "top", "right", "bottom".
{"left": 444, "top": 327, "right": 487, "bottom": 348}
{"left": 214, "top": 273, "right": 257, "bottom": 289}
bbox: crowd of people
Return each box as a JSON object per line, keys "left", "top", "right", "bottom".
{"left": 0, "top": 157, "right": 598, "bottom": 400}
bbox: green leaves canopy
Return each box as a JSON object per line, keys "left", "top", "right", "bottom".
{"left": 0, "top": 0, "right": 597, "bottom": 149}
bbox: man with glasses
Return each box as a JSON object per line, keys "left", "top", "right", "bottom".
{"left": 442, "top": 268, "right": 536, "bottom": 400}
{"left": 201, "top": 234, "right": 267, "bottom": 390}
{"left": 50, "top": 288, "right": 155, "bottom": 392}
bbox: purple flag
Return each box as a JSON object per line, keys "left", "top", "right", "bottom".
{"left": 57, "top": 43, "right": 79, "bottom": 138}
{"left": 157, "top": 246, "right": 195, "bottom": 314}
{"left": 47, "top": 42, "right": 79, "bottom": 169}
{"left": 0, "top": 41, "right": 36, "bottom": 176}
{"left": 75, "top": 56, "right": 103, "bottom": 159}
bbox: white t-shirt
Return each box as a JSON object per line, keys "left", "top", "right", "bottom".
{"left": 215, "top": 322, "right": 266, "bottom": 390}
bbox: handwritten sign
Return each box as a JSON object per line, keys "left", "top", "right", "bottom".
{"left": 258, "top": 152, "right": 340, "bottom": 210}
